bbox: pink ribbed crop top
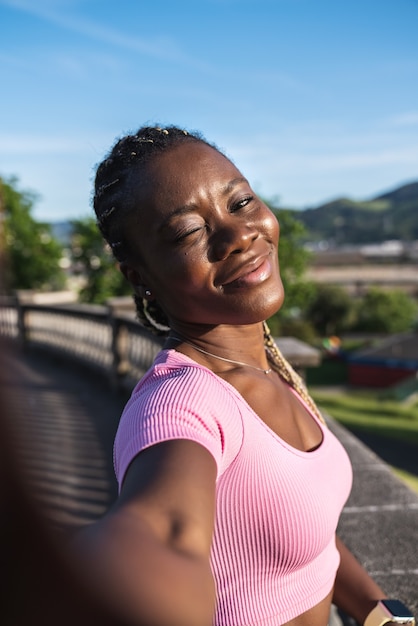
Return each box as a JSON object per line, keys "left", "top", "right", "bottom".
{"left": 114, "top": 349, "right": 353, "bottom": 626}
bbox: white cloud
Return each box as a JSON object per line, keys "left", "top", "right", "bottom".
{"left": 226, "top": 128, "right": 418, "bottom": 207}
{"left": 0, "top": 0, "right": 212, "bottom": 71}
{"left": 291, "top": 147, "right": 418, "bottom": 171}
{"left": 0, "top": 134, "right": 96, "bottom": 155}
{"left": 389, "top": 112, "right": 418, "bottom": 127}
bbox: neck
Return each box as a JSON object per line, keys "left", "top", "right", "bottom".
{"left": 169, "top": 323, "right": 266, "bottom": 349}
{"left": 168, "top": 331, "right": 272, "bottom": 374}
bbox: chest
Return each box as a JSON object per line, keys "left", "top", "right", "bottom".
{"left": 214, "top": 409, "right": 353, "bottom": 568}
{"left": 210, "top": 391, "right": 353, "bottom": 626}
{"left": 231, "top": 372, "right": 323, "bottom": 452}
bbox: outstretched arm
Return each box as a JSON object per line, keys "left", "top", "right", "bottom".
{"left": 75, "top": 439, "right": 217, "bottom": 626}
{"left": 333, "top": 535, "right": 387, "bottom": 625}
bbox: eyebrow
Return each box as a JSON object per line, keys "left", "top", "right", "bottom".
{"left": 221, "top": 177, "right": 249, "bottom": 196}
{"left": 158, "top": 176, "right": 250, "bottom": 231}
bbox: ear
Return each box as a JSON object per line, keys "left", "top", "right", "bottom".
{"left": 120, "top": 262, "right": 145, "bottom": 291}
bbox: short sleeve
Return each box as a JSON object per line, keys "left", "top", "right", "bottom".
{"left": 114, "top": 361, "right": 243, "bottom": 488}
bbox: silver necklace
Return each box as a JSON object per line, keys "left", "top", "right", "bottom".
{"left": 169, "top": 334, "right": 272, "bottom": 375}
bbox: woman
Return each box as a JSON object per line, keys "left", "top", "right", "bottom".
{"left": 79, "top": 125, "right": 409, "bottom": 626}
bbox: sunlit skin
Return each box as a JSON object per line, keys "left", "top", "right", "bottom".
{"left": 123, "top": 142, "right": 284, "bottom": 332}
{"left": 77, "top": 141, "right": 387, "bottom": 626}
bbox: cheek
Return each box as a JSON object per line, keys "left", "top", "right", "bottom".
{"left": 151, "top": 248, "right": 210, "bottom": 295}
{"left": 262, "top": 209, "right": 280, "bottom": 244}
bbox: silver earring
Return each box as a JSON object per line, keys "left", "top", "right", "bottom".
{"left": 144, "top": 289, "right": 152, "bottom": 297}
{"left": 142, "top": 299, "right": 170, "bottom": 333}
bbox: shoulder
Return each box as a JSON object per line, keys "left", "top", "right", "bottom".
{"left": 127, "top": 349, "right": 241, "bottom": 416}
{"left": 114, "top": 350, "right": 244, "bottom": 484}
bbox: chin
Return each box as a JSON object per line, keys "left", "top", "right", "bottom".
{"left": 242, "top": 291, "right": 285, "bottom": 325}
{"left": 265, "top": 279, "right": 285, "bottom": 312}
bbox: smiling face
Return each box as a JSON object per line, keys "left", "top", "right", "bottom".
{"left": 123, "top": 141, "right": 284, "bottom": 331}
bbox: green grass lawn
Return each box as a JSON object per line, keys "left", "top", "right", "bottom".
{"left": 310, "top": 388, "right": 418, "bottom": 492}
{"left": 311, "top": 389, "right": 418, "bottom": 442}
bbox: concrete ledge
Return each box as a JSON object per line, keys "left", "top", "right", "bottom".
{"left": 326, "top": 416, "right": 418, "bottom": 621}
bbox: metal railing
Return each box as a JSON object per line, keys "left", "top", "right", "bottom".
{"left": 0, "top": 293, "right": 321, "bottom": 390}
{"left": 0, "top": 295, "right": 164, "bottom": 390}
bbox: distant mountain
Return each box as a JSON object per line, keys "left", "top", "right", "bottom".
{"left": 290, "top": 181, "right": 418, "bottom": 245}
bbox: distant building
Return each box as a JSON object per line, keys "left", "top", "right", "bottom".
{"left": 347, "top": 332, "right": 418, "bottom": 387}
{"left": 306, "top": 240, "right": 418, "bottom": 295}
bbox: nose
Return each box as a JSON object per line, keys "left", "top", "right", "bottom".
{"left": 210, "top": 216, "right": 258, "bottom": 261}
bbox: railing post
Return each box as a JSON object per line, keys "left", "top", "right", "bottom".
{"left": 108, "top": 308, "right": 129, "bottom": 391}
{"left": 15, "top": 291, "right": 33, "bottom": 349}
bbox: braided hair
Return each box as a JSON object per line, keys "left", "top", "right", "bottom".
{"left": 93, "top": 125, "right": 217, "bottom": 334}
{"left": 93, "top": 124, "right": 323, "bottom": 422}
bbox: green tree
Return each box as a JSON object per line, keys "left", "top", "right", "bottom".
{"left": 354, "top": 287, "right": 418, "bottom": 333}
{"left": 1, "top": 177, "right": 65, "bottom": 293}
{"left": 266, "top": 204, "right": 316, "bottom": 338}
{"left": 304, "top": 283, "right": 356, "bottom": 336}
{"left": 70, "top": 217, "right": 131, "bottom": 303}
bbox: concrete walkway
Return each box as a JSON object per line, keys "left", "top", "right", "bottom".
{"left": 3, "top": 346, "right": 417, "bottom": 620}
{"left": 2, "top": 346, "right": 126, "bottom": 535}
{"left": 327, "top": 418, "right": 418, "bottom": 621}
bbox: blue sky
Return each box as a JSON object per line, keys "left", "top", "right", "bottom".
{"left": 1, "top": 0, "right": 417, "bottom": 222}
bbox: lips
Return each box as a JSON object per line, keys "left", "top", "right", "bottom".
{"left": 219, "top": 253, "right": 273, "bottom": 289}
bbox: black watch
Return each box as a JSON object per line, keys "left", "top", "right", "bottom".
{"left": 364, "top": 599, "right": 415, "bottom": 625}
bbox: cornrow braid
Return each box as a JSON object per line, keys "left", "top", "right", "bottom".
{"left": 263, "top": 322, "right": 325, "bottom": 424}
{"left": 93, "top": 124, "right": 221, "bottom": 327}
{"left": 93, "top": 125, "right": 213, "bottom": 263}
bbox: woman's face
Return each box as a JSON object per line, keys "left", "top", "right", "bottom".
{"left": 124, "top": 141, "right": 284, "bottom": 330}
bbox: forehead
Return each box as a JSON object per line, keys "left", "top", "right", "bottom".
{"left": 122, "top": 142, "right": 249, "bottom": 261}
{"left": 129, "top": 141, "right": 243, "bottom": 208}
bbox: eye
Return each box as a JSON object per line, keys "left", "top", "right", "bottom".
{"left": 172, "top": 225, "right": 204, "bottom": 243}
{"left": 230, "top": 195, "right": 254, "bottom": 213}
